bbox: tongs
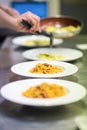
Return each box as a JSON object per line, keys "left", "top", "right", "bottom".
{"left": 21, "top": 19, "right": 53, "bottom": 47}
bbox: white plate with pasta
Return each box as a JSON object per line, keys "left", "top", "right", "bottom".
{"left": 0, "top": 79, "right": 86, "bottom": 106}
{"left": 11, "top": 61, "right": 78, "bottom": 78}
{"left": 22, "top": 48, "right": 83, "bottom": 61}
{"left": 12, "top": 35, "right": 63, "bottom": 47}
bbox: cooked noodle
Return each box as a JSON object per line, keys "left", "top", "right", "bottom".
{"left": 37, "top": 53, "right": 65, "bottom": 60}
{"left": 22, "top": 82, "right": 67, "bottom": 98}
{"left": 29, "top": 63, "right": 63, "bottom": 74}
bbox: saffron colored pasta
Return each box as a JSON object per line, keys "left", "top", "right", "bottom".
{"left": 22, "top": 82, "right": 67, "bottom": 98}
{"left": 29, "top": 63, "right": 63, "bottom": 74}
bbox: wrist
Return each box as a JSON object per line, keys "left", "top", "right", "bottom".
{"left": 9, "top": 18, "right": 18, "bottom": 31}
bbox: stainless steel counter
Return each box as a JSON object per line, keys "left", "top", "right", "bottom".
{"left": 0, "top": 35, "right": 87, "bottom": 130}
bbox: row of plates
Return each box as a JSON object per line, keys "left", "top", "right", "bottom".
{"left": 0, "top": 35, "right": 86, "bottom": 107}
{"left": 12, "top": 35, "right": 83, "bottom": 61}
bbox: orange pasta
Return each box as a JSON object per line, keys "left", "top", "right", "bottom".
{"left": 29, "top": 63, "right": 63, "bottom": 74}
{"left": 22, "top": 82, "right": 67, "bottom": 98}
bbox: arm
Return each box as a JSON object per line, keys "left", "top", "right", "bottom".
{"left": 0, "top": 8, "right": 17, "bottom": 30}
{"left": 0, "top": 3, "right": 19, "bottom": 17}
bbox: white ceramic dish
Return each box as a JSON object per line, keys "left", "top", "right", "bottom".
{"left": 75, "top": 115, "right": 87, "bottom": 130}
{"left": 12, "top": 35, "right": 63, "bottom": 47}
{"left": 0, "top": 79, "right": 86, "bottom": 107}
{"left": 22, "top": 48, "right": 83, "bottom": 61}
{"left": 11, "top": 61, "right": 78, "bottom": 78}
{"left": 76, "top": 44, "right": 87, "bottom": 50}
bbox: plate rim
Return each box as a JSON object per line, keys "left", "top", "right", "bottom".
{"left": 11, "top": 61, "right": 78, "bottom": 78}
{"left": 0, "top": 79, "right": 86, "bottom": 107}
{"left": 22, "top": 47, "right": 83, "bottom": 61}
{"left": 12, "top": 35, "right": 63, "bottom": 47}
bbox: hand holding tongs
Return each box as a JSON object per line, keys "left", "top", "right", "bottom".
{"left": 21, "top": 19, "right": 53, "bottom": 47}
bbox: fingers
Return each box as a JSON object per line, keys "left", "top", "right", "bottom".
{"left": 27, "top": 12, "right": 41, "bottom": 32}
{"left": 19, "top": 11, "right": 41, "bottom": 33}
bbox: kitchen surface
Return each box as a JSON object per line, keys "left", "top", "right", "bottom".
{"left": 0, "top": 34, "right": 87, "bottom": 130}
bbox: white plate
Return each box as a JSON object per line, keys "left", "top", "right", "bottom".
{"left": 76, "top": 44, "right": 87, "bottom": 50}
{"left": 11, "top": 61, "right": 78, "bottom": 78}
{"left": 75, "top": 115, "right": 87, "bottom": 130}
{"left": 0, "top": 79, "right": 86, "bottom": 106}
{"left": 12, "top": 35, "right": 63, "bottom": 47}
{"left": 22, "top": 48, "right": 83, "bottom": 61}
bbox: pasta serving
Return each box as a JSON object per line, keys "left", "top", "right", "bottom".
{"left": 29, "top": 63, "right": 63, "bottom": 74}
{"left": 22, "top": 82, "right": 67, "bottom": 98}
{"left": 45, "top": 25, "right": 81, "bottom": 34}
{"left": 37, "top": 53, "right": 65, "bottom": 60}
{"left": 24, "top": 39, "right": 49, "bottom": 46}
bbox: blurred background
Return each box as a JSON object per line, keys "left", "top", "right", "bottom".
{"left": 0, "top": 0, "right": 87, "bottom": 44}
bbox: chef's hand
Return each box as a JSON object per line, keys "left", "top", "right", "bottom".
{"left": 15, "top": 11, "right": 41, "bottom": 33}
